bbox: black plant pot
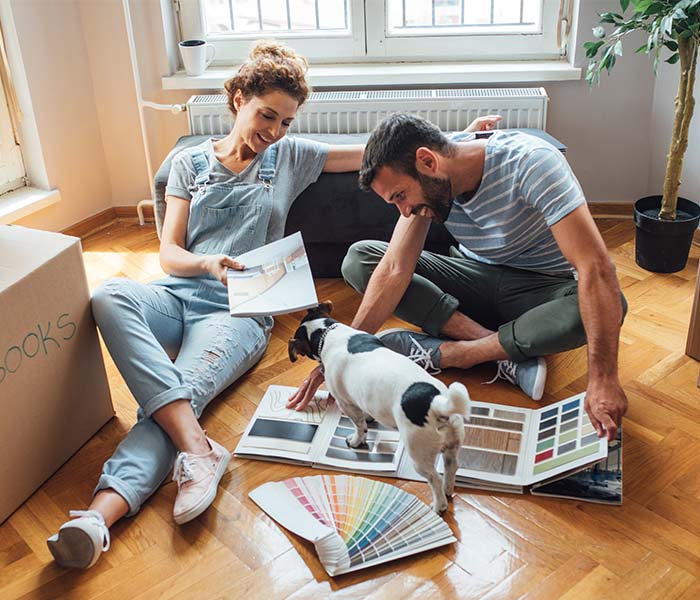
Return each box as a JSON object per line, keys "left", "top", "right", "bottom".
{"left": 634, "top": 195, "right": 700, "bottom": 273}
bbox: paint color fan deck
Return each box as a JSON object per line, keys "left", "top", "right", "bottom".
{"left": 249, "top": 475, "right": 456, "bottom": 576}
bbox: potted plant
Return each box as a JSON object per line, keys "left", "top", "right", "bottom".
{"left": 585, "top": 0, "right": 700, "bottom": 273}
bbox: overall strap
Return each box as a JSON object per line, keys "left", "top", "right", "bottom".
{"left": 257, "top": 143, "right": 278, "bottom": 187}
{"left": 189, "top": 148, "right": 211, "bottom": 189}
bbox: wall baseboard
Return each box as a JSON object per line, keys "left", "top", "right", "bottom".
{"left": 62, "top": 205, "right": 155, "bottom": 239}
{"left": 588, "top": 202, "right": 633, "bottom": 219}
{"left": 63, "top": 202, "right": 635, "bottom": 240}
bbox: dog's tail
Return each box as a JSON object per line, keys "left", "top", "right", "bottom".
{"left": 431, "top": 382, "right": 470, "bottom": 417}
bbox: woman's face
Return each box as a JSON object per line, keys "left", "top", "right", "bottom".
{"left": 233, "top": 89, "right": 300, "bottom": 153}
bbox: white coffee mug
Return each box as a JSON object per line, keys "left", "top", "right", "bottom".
{"left": 179, "top": 39, "right": 215, "bottom": 76}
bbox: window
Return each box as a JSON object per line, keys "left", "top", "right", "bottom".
{"left": 178, "top": 0, "right": 571, "bottom": 63}
{"left": 0, "top": 48, "right": 25, "bottom": 196}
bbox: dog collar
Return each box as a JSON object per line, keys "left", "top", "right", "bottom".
{"left": 317, "top": 322, "right": 340, "bottom": 370}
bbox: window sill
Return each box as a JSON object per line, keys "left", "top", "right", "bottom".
{"left": 162, "top": 60, "right": 581, "bottom": 90}
{"left": 0, "top": 186, "right": 61, "bottom": 224}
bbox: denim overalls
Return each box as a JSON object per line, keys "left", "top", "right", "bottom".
{"left": 90, "top": 145, "right": 278, "bottom": 516}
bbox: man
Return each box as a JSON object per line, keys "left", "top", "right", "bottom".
{"left": 289, "top": 114, "right": 627, "bottom": 441}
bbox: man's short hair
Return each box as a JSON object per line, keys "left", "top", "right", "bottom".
{"left": 359, "top": 113, "right": 452, "bottom": 191}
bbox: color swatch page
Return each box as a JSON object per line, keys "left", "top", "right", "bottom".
{"left": 235, "top": 385, "right": 337, "bottom": 463}
{"left": 249, "top": 475, "right": 456, "bottom": 576}
{"left": 445, "top": 393, "right": 608, "bottom": 487}
{"left": 235, "top": 385, "right": 404, "bottom": 473}
{"left": 525, "top": 393, "right": 608, "bottom": 485}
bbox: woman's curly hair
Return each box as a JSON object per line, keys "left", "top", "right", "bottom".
{"left": 223, "top": 40, "right": 311, "bottom": 114}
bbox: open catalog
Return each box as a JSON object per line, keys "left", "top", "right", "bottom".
{"left": 235, "top": 385, "right": 622, "bottom": 503}
{"left": 227, "top": 231, "right": 317, "bottom": 317}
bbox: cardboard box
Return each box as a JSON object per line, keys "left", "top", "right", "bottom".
{"left": 0, "top": 225, "right": 113, "bottom": 523}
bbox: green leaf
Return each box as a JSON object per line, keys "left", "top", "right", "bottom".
{"left": 621, "top": 0, "right": 630, "bottom": 11}
{"left": 666, "top": 52, "right": 680, "bottom": 63}
{"left": 584, "top": 40, "right": 606, "bottom": 57}
{"left": 664, "top": 39, "right": 679, "bottom": 50}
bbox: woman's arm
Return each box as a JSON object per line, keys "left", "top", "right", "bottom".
{"left": 159, "top": 195, "right": 244, "bottom": 285}
{"left": 322, "top": 144, "right": 365, "bottom": 173}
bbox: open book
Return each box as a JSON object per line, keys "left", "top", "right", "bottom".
{"left": 235, "top": 385, "right": 616, "bottom": 499}
{"left": 227, "top": 231, "right": 318, "bottom": 317}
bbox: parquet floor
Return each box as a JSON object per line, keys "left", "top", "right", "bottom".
{"left": 2, "top": 219, "right": 699, "bottom": 599}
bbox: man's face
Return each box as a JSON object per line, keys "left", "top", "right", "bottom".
{"left": 371, "top": 166, "right": 453, "bottom": 223}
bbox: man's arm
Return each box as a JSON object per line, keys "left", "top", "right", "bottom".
{"left": 550, "top": 204, "right": 628, "bottom": 441}
{"left": 351, "top": 214, "right": 431, "bottom": 332}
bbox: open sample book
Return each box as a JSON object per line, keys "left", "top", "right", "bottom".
{"left": 235, "top": 385, "right": 622, "bottom": 502}
{"left": 227, "top": 231, "right": 317, "bottom": 317}
{"left": 249, "top": 474, "right": 456, "bottom": 576}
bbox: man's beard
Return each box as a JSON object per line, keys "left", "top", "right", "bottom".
{"left": 416, "top": 173, "right": 452, "bottom": 223}
{"left": 416, "top": 172, "right": 453, "bottom": 223}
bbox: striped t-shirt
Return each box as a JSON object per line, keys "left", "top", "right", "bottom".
{"left": 445, "top": 131, "right": 585, "bottom": 276}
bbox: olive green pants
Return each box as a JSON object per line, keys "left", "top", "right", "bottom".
{"left": 341, "top": 241, "right": 627, "bottom": 362}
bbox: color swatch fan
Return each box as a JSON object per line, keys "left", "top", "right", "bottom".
{"left": 249, "top": 475, "right": 456, "bottom": 576}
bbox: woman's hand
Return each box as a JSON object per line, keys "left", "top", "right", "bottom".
{"left": 286, "top": 366, "right": 328, "bottom": 411}
{"left": 465, "top": 114, "right": 502, "bottom": 132}
{"left": 205, "top": 254, "right": 246, "bottom": 286}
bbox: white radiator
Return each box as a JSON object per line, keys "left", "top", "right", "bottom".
{"left": 186, "top": 88, "right": 549, "bottom": 135}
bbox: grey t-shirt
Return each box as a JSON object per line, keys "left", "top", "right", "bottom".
{"left": 165, "top": 136, "right": 329, "bottom": 243}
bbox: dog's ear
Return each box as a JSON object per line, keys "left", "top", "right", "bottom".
{"left": 306, "top": 300, "right": 333, "bottom": 320}
{"left": 318, "top": 300, "right": 333, "bottom": 315}
{"left": 288, "top": 337, "right": 312, "bottom": 362}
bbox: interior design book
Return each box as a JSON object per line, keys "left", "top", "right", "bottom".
{"left": 227, "top": 231, "right": 317, "bottom": 317}
{"left": 235, "top": 385, "right": 613, "bottom": 497}
{"left": 249, "top": 474, "right": 456, "bottom": 576}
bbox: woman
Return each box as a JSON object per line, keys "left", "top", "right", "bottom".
{"left": 46, "top": 39, "right": 499, "bottom": 570}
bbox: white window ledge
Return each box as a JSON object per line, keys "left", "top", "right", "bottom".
{"left": 162, "top": 60, "right": 581, "bottom": 90}
{"left": 0, "top": 186, "right": 60, "bottom": 224}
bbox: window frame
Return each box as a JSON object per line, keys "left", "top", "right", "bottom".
{"left": 178, "top": 0, "right": 570, "bottom": 64}
{"left": 178, "top": 0, "right": 367, "bottom": 61}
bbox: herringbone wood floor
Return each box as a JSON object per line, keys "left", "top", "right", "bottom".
{"left": 2, "top": 219, "right": 700, "bottom": 600}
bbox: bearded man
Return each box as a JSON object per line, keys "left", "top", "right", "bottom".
{"left": 290, "top": 113, "right": 628, "bottom": 442}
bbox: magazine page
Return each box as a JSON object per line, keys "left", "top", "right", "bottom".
{"left": 312, "top": 415, "right": 404, "bottom": 474}
{"left": 227, "top": 231, "right": 318, "bottom": 317}
{"left": 530, "top": 427, "right": 622, "bottom": 504}
{"left": 437, "top": 400, "right": 535, "bottom": 487}
{"left": 235, "top": 385, "right": 338, "bottom": 465}
{"left": 522, "top": 393, "right": 608, "bottom": 486}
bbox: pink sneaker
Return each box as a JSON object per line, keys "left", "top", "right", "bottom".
{"left": 172, "top": 436, "right": 231, "bottom": 525}
{"left": 47, "top": 510, "right": 110, "bottom": 569}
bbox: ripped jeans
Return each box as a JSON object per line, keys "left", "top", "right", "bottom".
{"left": 90, "top": 277, "right": 271, "bottom": 516}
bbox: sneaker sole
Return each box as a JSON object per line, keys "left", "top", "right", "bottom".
{"left": 530, "top": 358, "right": 547, "bottom": 402}
{"left": 47, "top": 528, "right": 97, "bottom": 569}
{"left": 173, "top": 450, "right": 231, "bottom": 525}
{"left": 375, "top": 327, "right": 422, "bottom": 339}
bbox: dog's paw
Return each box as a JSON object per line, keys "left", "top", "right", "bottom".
{"left": 346, "top": 433, "right": 366, "bottom": 448}
{"left": 431, "top": 497, "right": 449, "bottom": 514}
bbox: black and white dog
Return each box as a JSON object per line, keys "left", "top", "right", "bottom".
{"left": 288, "top": 302, "right": 470, "bottom": 513}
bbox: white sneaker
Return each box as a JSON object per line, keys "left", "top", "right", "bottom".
{"left": 47, "top": 510, "right": 110, "bottom": 569}
{"left": 172, "top": 436, "right": 231, "bottom": 525}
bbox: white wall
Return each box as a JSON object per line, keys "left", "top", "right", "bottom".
{"left": 545, "top": 0, "right": 656, "bottom": 204}
{"left": 9, "top": 0, "right": 114, "bottom": 231}
{"left": 5, "top": 0, "right": 672, "bottom": 231}
{"left": 648, "top": 57, "right": 700, "bottom": 206}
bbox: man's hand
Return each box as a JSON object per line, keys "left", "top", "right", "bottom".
{"left": 286, "top": 366, "right": 329, "bottom": 411}
{"left": 584, "top": 378, "right": 628, "bottom": 441}
{"left": 465, "top": 115, "right": 503, "bottom": 132}
{"left": 204, "top": 254, "right": 245, "bottom": 286}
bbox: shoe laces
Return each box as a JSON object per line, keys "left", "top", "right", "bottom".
{"left": 406, "top": 335, "right": 441, "bottom": 375}
{"left": 483, "top": 360, "right": 517, "bottom": 386}
{"left": 68, "top": 510, "right": 110, "bottom": 551}
{"left": 173, "top": 453, "right": 196, "bottom": 486}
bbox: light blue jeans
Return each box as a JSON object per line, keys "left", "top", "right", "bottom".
{"left": 91, "top": 277, "right": 271, "bottom": 516}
